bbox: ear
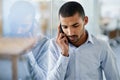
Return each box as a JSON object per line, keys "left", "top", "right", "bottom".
{"left": 84, "top": 16, "right": 88, "bottom": 25}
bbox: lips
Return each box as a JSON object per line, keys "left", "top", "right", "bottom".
{"left": 68, "top": 36, "right": 77, "bottom": 42}
{"left": 69, "top": 37, "right": 75, "bottom": 41}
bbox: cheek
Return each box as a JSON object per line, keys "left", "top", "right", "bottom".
{"left": 77, "top": 27, "right": 84, "bottom": 36}
{"left": 63, "top": 29, "right": 76, "bottom": 35}
{"left": 63, "top": 30, "right": 68, "bottom": 35}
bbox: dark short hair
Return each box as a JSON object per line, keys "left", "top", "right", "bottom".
{"left": 59, "top": 1, "right": 85, "bottom": 19}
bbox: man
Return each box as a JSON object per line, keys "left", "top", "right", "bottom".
{"left": 48, "top": 1, "right": 120, "bottom": 80}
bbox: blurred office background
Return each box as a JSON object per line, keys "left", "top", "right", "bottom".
{"left": 0, "top": 0, "right": 120, "bottom": 80}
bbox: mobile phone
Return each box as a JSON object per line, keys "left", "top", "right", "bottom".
{"left": 60, "top": 24, "right": 70, "bottom": 43}
{"left": 60, "top": 24, "right": 64, "bottom": 33}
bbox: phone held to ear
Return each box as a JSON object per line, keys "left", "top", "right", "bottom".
{"left": 60, "top": 24, "right": 64, "bottom": 33}
{"left": 60, "top": 24, "right": 70, "bottom": 43}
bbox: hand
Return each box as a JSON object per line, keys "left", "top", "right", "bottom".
{"left": 56, "top": 25, "right": 69, "bottom": 57}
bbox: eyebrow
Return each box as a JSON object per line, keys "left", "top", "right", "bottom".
{"left": 61, "top": 23, "right": 79, "bottom": 27}
{"left": 61, "top": 24, "right": 67, "bottom": 27}
{"left": 71, "top": 23, "right": 79, "bottom": 26}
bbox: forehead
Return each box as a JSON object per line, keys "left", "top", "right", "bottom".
{"left": 60, "top": 13, "right": 83, "bottom": 25}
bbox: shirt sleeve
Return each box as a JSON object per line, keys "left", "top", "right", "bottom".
{"left": 100, "top": 42, "right": 120, "bottom": 80}
{"left": 47, "top": 40, "right": 70, "bottom": 80}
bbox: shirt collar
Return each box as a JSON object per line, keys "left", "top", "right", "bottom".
{"left": 69, "top": 31, "right": 94, "bottom": 48}
{"left": 86, "top": 31, "right": 94, "bottom": 44}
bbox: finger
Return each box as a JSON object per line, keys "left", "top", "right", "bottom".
{"left": 59, "top": 33, "right": 66, "bottom": 39}
{"left": 61, "top": 36, "right": 68, "bottom": 44}
{"left": 64, "top": 37, "right": 68, "bottom": 45}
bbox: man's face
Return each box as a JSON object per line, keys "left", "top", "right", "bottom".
{"left": 60, "top": 13, "right": 88, "bottom": 44}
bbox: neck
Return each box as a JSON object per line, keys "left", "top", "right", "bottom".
{"left": 73, "top": 31, "right": 88, "bottom": 47}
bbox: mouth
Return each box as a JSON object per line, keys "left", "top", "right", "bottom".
{"left": 69, "top": 37, "right": 75, "bottom": 41}
{"left": 67, "top": 36, "right": 78, "bottom": 42}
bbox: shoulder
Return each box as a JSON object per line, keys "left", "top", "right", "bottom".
{"left": 92, "top": 35, "right": 114, "bottom": 57}
{"left": 91, "top": 35, "right": 114, "bottom": 58}
{"left": 92, "top": 35, "right": 110, "bottom": 49}
{"left": 49, "top": 38, "right": 61, "bottom": 58}
{"left": 49, "top": 38, "right": 60, "bottom": 51}
{"left": 49, "top": 38, "right": 57, "bottom": 47}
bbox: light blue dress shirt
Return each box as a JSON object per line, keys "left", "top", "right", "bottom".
{"left": 26, "top": 37, "right": 49, "bottom": 80}
{"left": 48, "top": 32, "right": 120, "bottom": 80}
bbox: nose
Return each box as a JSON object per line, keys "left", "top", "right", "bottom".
{"left": 67, "top": 27, "right": 74, "bottom": 36}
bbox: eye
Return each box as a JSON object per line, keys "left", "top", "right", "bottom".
{"left": 73, "top": 25, "right": 79, "bottom": 28}
{"left": 62, "top": 26, "right": 68, "bottom": 29}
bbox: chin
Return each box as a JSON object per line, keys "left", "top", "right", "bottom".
{"left": 69, "top": 40, "right": 78, "bottom": 44}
